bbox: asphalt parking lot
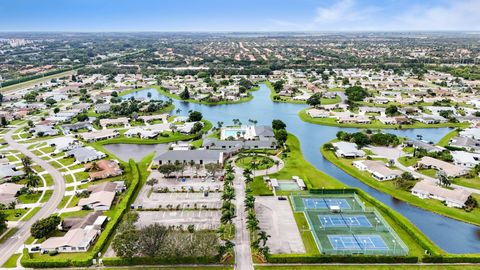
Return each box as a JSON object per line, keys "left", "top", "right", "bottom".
{"left": 255, "top": 196, "right": 306, "bottom": 254}
{"left": 141, "top": 191, "right": 222, "bottom": 209}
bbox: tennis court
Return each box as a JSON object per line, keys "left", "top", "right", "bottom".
{"left": 304, "top": 198, "right": 351, "bottom": 210}
{"left": 319, "top": 214, "right": 372, "bottom": 228}
{"left": 328, "top": 235, "right": 388, "bottom": 250}
{"left": 290, "top": 192, "right": 409, "bottom": 255}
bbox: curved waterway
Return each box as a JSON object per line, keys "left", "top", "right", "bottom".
{"left": 122, "top": 85, "right": 480, "bottom": 253}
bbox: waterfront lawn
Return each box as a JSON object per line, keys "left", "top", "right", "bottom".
{"left": 268, "top": 134, "right": 344, "bottom": 189}
{"left": 437, "top": 129, "right": 460, "bottom": 146}
{"left": 322, "top": 147, "right": 480, "bottom": 226}
{"left": 299, "top": 109, "right": 470, "bottom": 129}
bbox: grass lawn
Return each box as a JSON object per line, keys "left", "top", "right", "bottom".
{"left": 0, "top": 228, "right": 19, "bottom": 244}
{"left": 236, "top": 155, "right": 274, "bottom": 170}
{"left": 17, "top": 191, "right": 43, "bottom": 204}
{"left": 1, "top": 253, "right": 20, "bottom": 268}
{"left": 40, "top": 190, "right": 53, "bottom": 203}
{"left": 452, "top": 176, "right": 480, "bottom": 190}
{"left": 398, "top": 156, "right": 419, "bottom": 167}
{"left": 250, "top": 176, "right": 273, "bottom": 196}
{"left": 292, "top": 212, "right": 320, "bottom": 254}
{"left": 417, "top": 168, "right": 437, "bottom": 178}
{"left": 38, "top": 146, "right": 54, "bottom": 154}
{"left": 64, "top": 174, "right": 74, "bottom": 183}
{"left": 22, "top": 207, "right": 41, "bottom": 221}
{"left": 299, "top": 108, "right": 470, "bottom": 129}
{"left": 73, "top": 171, "right": 90, "bottom": 181}
{"left": 67, "top": 195, "right": 82, "bottom": 208}
{"left": 57, "top": 157, "right": 76, "bottom": 166}
{"left": 267, "top": 134, "right": 344, "bottom": 189}
{"left": 43, "top": 174, "right": 54, "bottom": 186}
{"left": 437, "top": 129, "right": 459, "bottom": 146}
{"left": 322, "top": 146, "right": 480, "bottom": 226}
{"left": 59, "top": 210, "right": 92, "bottom": 218}
{"left": 31, "top": 165, "right": 45, "bottom": 173}
{"left": 57, "top": 196, "right": 71, "bottom": 209}
{"left": 1, "top": 209, "right": 27, "bottom": 221}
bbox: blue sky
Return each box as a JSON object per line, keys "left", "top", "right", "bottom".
{"left": 1, "top": 0, "right": 479, "bottom": 32}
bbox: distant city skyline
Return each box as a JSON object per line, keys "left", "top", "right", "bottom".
{"left": 0, "top": 0, "right": 479, "bottom": 32}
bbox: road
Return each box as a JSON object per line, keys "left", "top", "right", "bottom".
{"left": 0, "top": 127, "right": 66, "bottom": 266}
{"left": 369, "top": 146, "right": 480, "bottom": 194}
{"left": 232, "top": 155, "right": 284, "bottom": 270}
{"left": 233, "top": 166, "right": 254, "bottom": 270}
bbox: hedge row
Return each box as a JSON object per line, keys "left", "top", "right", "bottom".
{"left": 423, "top": 256, "right": 480, "bottom": 263}
{"left": 21, "top": 160, "right": 140, "bottom": 268}
{"left": 267, "top": 254, "right": 419, "bottom": 264}
{"left": 102, "top": 256, "right": 218, "bottom": 266}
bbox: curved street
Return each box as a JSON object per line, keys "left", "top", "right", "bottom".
{"left": 0, "top": 127, "right": 66, "bottom": 266}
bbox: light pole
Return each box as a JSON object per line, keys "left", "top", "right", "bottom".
{"left": 393, "top": 239, "right": 397, "bottom": 255}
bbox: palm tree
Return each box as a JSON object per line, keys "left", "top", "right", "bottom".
{"left": 244, "top": 175, "right": 253, "bottom": 186}
{"left": 257, "top": 231, "right": 271, "bottom": 247}
{"left": 244, "top": 195, "right": 255, "bottom": 211}
{"left": 221, "top": 187, "right": 235, "bottom": 201}
{"left": 225, "top": 164, "right": 234, "bottom": 175}
{"left": 26, "top": 174, "right": 40, "bottom": 190}
{"left": 243, "top": 168, "right": 252, "bottom": 179}
{"left": 21, "top": 156, "right": 33, "bottom": 175}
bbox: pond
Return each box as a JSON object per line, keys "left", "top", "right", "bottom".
{"left": 119, "top": 85, "right": 480, "bottom": 253}
{"left": 103, "top": 143, "right": 168, "bottom": 162}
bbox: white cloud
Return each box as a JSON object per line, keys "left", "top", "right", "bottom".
{"left": 315, "top": 0, "right": 356, "bottom": 23}
{"left": 394, "top": 0, "right": 480, "bottom": 31}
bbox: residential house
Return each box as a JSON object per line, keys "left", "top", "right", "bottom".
{"left": 353, "top": 160, "right": 402, "bottom": 181}
{"left": 78, "top": 182, "right": 120, "bottom": 211}
{"left": 332, "top": 142, "right": 365, "bottom": 158}
{"left": 79, "top": 129, "right": 119, "bottom": 142}
{"left": 48, "top": 137, "right": 83, "bottom": 153}
{"left": 86, "top": 160, "right": 123, "bottom": 180}
{"left": 411, "top": 180, "right": 471, "bottom": 208}
{"left": 66, "top": 147, "right": 106, "bottom": 164}
{"left": 0, "top": 164, "right": 25, "bottom": 182}
{"left": 0, "top": 183, "right": 22, "bottom": 205}
{"left": 416, "top": 156, "right": 468, "bottom": 178}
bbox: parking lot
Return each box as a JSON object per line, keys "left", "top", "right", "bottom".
{"left": 136, "top": 210, "right": 221, "bottom": 230}
{"left": 255, "top": 196, "right": 305, "bottom": 254}
{"left": 149, "top": 170, "right": 224, "bottom": 192}
{"left": 140, "top": 191, "right": 222, "bottom": 209}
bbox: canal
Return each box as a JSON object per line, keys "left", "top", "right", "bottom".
{"left": 120, "top": 84, "right": 480, "bottom": 253}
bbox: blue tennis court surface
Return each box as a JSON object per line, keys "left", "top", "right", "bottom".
{"left": 319, "top": 215, "right": 372, "bottom": 228}
{"left": 328, "top": 235, "right": 388, "bottom": 250}
{"left": 303, "top": 198, "right": 351, "bottom": 209}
